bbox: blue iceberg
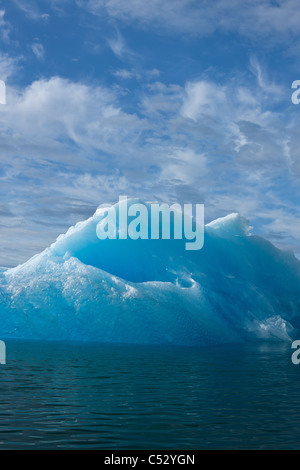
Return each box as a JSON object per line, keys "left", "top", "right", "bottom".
{"left": 0, "top": 200, "right": 299, "bottom": 346}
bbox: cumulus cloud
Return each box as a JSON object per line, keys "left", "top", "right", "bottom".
{"left": 0, "top": 60, "right": 299, "bottom": 265}
{"left": 0, "top": 76, "right": 145, "bottom": 163}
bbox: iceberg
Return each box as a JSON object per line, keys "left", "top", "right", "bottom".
{"left": 0, "top": 200, "right": 299, "bottom": 346}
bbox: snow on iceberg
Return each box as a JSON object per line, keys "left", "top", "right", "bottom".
{"left": 0, "top": 200, "right": 300, "bottom": 346}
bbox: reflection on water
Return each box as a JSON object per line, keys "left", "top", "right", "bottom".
{"left": 0, "top": 340, "right": 298, "bottom": 449}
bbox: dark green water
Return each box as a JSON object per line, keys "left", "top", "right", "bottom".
{"left": 0, "top": 340, "right": 299, "bottom": 449}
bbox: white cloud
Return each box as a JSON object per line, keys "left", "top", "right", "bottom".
{"left": 141, "top": 82, "right": 182, "bottom": 116}
{"left": 181, "top": 81, "right": 227, "bottom": 121}
{"left": 160, "top": 148, "right": 207, "bottom": 185}
{"left": 12, "top": 0, "right": 50, "bottom": 20}
{"left": 107, "top": 29, "right": 136, "bottom": 61}
{"left": 112, "top": 68, "right": 159, "bottom": 81}
{"left": 0, "top": 53, "right": 20, "bottom": 81}
{"left": 79, "top": 0, "right": 300, "bottom": 41}
{"left": 0, "top": 68, "right": 299, "bottom": 265}
{"left": 113, "top": 69, "right": 138, "bottom": 79}
{"left": 0, "top": 8, "right": 10, "bottom": 40}
{"left": 0, "top": 76, "right": 148, "bottom": 170}
{"left": 249, "top": 56, "right": 283, "bottom": 98}
{"left": 31, "top": 42, "right": 45, "bottom": 60}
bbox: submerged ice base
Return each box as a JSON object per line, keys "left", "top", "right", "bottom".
{"left": 0, "top": 202, "right": 300, "bottom": 346}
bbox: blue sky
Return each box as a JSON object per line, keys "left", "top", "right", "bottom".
{"left": 0, "top": 0, "right": 300, "bottom": 266}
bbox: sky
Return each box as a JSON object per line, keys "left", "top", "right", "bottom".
{"left": 0, "top": 0, "right": 300, "bottom": 266}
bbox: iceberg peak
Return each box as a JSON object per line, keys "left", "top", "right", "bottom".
{"left": 206, "top": 213, "right": 251, "bottom": 237}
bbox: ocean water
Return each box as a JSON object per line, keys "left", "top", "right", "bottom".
{"left": 0, "top": 339, "right": 299, "bottom": 449}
